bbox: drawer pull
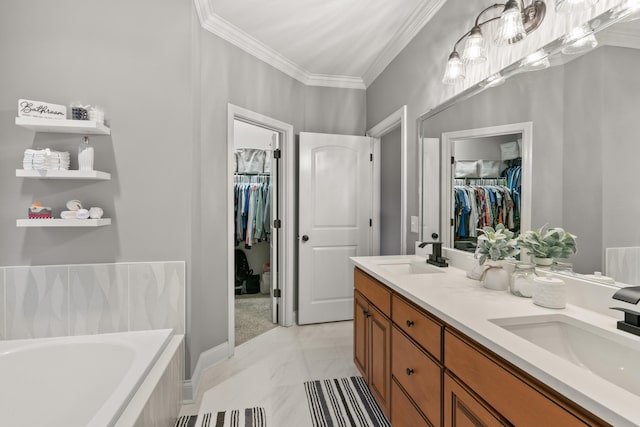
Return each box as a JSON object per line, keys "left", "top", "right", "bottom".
{"left": 406, "top": 320, "right": 415, "bottom": 327}
{"left": 406, "top": 368, "right": 414, "bottom": 376}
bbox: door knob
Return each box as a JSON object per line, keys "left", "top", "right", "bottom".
{"left": 431, "top": 233, "right": 439, "bottom": 239}
{"left": 302, "top": 235, "right": 309, "bottom": 242}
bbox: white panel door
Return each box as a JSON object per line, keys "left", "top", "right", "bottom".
{"left": 298, "top": 132, "right": 372, "bottom": 325}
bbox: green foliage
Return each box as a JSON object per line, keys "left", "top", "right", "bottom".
{"left": 475, "top": 224, "right": 520, "bottom": 265}
{"left": 517, "top": 225, "right": 577, "bottom": 259}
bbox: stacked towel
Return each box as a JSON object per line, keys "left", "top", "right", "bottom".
{"left": 23, "top": 149, "right": 70, "bottom": 171}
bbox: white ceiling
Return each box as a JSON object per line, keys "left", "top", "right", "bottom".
{"left": 196, "top": 0, "right": 446, "bottom": 88}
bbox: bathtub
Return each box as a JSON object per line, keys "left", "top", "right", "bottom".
{"left": 0, "top": 329, "right": 174, "bottom": 427}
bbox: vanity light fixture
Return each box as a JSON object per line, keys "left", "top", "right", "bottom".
{"left": 483, "top": 73, "right": 507, "bottom": 87}
{"left": 521, "top": 49, "right": 551, "bottom": 69}
{"left": 555, "top": 0, "right": 599, "bottom": 14}
{"left": 561, "top": 25, "right": 598, "bottom": 54}
{"left": 612, "top": 0, "right": 640, "bottom": 20}
{"left": 442, "top": 1, "right": 547, "bottom": 85}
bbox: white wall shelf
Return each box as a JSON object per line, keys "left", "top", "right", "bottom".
{"left": 16, "top": 218, "right": 111, "bottom": 227}
{"left": 16, "top": 169, "right": 111, "bottom": 180}
{"left": 15, "top": 117, "right": 111, "bottom": 135}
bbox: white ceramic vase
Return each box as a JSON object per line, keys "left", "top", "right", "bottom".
{"left": 481, "top": 261, "right": 510, "bottom": 291}
{"left": 534, "top": 257, "right": 553, "bottom": 266}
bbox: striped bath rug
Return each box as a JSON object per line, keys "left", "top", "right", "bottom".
{"left": 304, "top": 376, "right": 390, "bottom": 427}
{"left": 174, "top": 407, "right": 266, "bottom": 427}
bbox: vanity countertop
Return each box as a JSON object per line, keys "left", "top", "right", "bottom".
{"left": 351, "top": 255, "right": 640, "bottom": 427}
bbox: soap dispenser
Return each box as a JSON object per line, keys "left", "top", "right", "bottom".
{"left": 78, "top": 136, "right": 94, "bottom": 171}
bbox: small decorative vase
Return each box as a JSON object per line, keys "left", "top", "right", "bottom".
{"left": 481, "top": 261, "right": 510, "bottom": 291}
{"left": 534, "top": 257, "right": 553, "bottom": 266}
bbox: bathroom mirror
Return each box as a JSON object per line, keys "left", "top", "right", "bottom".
{"left": 419, "top": 5, "right": 640, "bottom": 286}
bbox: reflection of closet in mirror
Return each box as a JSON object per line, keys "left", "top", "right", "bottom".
{"left": 440, "top": 123, "right": 532, "bottom": 255}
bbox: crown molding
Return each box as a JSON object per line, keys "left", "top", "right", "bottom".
{"left": 600, "top": 28, "right": 640, "bottom": 50}
{"left": 194, "top": 0, "right": 366, "bottom": 89}
{"left": 362, "top": 0, "right": 447, "bottom": 87}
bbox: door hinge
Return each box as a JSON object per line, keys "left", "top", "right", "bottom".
{"left": 369, "top": 218, "right": 372, "bottom": 227}
{"left": 273, "top": 288, "right": 281, "bottom": 298}
{"left": 451, "top": 156, "right": 455, "bottom": 164}
{"left": 370, "top": 153, "right": 373, "bottom": 162}
{"left": 274, "top": 149, "right": 281, "bottom": 159}
{"left": 274, "top": 219, "right": 281, "bottom": 229}
{"left": 451, "top": 218, "right": 454, "bottom": 226}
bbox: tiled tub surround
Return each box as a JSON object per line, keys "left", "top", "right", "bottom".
{"left": 0, "top": 329, "right": 184, "bottom": 427}
{"left": 352, "top": 255, "right": 640, "bottom": 426}
{"left": 0, "top": 261, "right": 185, "bottom": 340}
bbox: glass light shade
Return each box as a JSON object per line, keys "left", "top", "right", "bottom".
{"left": 521, "top": 49, "right": 551, "bottom": 70}
{"left": 562, "top": 26, "right": 598, "bottom": 55}
{"left": 462, "top": 27, "right": 486, "bottom": 64}
{"left": 612, "top": 0, "right": 640, "bottom": 20}
{"left": 555, "top": 0, "right": 600, "bottom": 14}
{"left": 495, "top": 2, "right": 527, "bottom": 46}
{"left": 483, "top": 73, "right": 506, "bottom": 88}
{"left": 442, "top": 52, "right": 465, "bottom": 85}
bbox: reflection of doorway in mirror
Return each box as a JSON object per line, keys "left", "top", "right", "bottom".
{"left": 452, "top": 134, "right": 521, "bottom": 253}
{"left": 440, "top": 122, "right": 532, "bottom": 257}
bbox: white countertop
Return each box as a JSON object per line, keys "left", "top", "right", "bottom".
{"left": 351, "top": 255, "right": 640, "bottom": 427}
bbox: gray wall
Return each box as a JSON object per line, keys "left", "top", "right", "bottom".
{"left": 193, "top": 29, "right": 365, "bottom": 373}
{"left": 1, "top": 0, "right": 366, "bottom": 377}
{"left": 380, "top": 126, "right": 401, "bottom": 255}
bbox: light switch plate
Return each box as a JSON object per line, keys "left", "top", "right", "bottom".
{"left": 410, "top": 216, "right": 419, "bottom": 233}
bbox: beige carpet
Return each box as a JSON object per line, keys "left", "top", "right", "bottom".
{"left": 235, "top": 294, "right": 277, "bottom": 346}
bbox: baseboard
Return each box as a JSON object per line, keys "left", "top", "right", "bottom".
{"left": 182, "top": 341, "right": 230, "bottom": 403}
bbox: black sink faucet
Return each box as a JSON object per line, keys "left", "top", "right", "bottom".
{"left": 417, "top": 241, "right": 448, "bottom": 268}
{"left": 611, "top": 286, "right": 640, "bottom": 336}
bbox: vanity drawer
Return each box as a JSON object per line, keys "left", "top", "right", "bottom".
{"left": 392, "top": 295, "right": 442, "bottom": 360}
{"left": 354, "top": 268, "right": 391, "bottom": 316}
{"left": 391, "top": 379, "right": 432, "bottom": 427}
{"left": 444, "top": 330, "right": 594, "bottom": 427}
{"left": 392, "top": 326, "right": 442, "bottom": 427}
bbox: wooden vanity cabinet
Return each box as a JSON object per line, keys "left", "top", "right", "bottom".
{"left": 354, "top": 269, "right": 392, "bottom": 417}
{"left": 353, "top": 267, "right": 610, "bottom": 427}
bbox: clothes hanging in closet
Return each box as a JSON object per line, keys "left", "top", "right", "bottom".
{"left": 234, "top": 175, "right": 271, "bottom": 248}
{"left": 454, "top": 183, "right": 515, "bottom": 238}
{"left": 501, "top": 164, "right": 522, "bottom": 229}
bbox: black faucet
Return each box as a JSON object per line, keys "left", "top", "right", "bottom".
{"left": 418, "top": 241, "right": 448, "bottom": 268}
{"left": 611, "top": 286, "right": 640, "bottom": 336}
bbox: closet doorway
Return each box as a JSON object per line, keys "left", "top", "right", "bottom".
{"left": 227, "top": 104, "right": 295, "bottom": 354}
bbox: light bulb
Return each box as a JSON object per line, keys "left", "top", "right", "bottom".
{"left": 442, "top": 51, "right": 465, "bottom": 85}
{"left": 555, "top": 0, "right": 600, "bottom": 14}
{"left": 462, "top": 26, "right": 487, "bottom": 64}
{"left": 495, "top": 0, "right": 527, "bottom": 46}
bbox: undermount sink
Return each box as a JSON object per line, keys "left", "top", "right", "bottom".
{"left": 378, "top": 260, "right": 444, "bottom": 275}
{"left": 491, "top": 314, "right": 640, "bottom": 396}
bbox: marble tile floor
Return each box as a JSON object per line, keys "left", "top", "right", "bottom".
{"left": 180, "top": 321, "right": 359, "bottom": 426}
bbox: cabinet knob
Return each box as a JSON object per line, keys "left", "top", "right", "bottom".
{"left": 406, "top": 320, "right": 414, "bottom": 327}
{"left": 406, "top": 368, "right": 414, "bottom": 376}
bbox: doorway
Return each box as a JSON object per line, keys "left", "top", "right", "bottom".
{"left": 227, "top": 104, "right": 295, "bottom": 354}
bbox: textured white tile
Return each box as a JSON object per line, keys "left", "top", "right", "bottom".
{"left": 5, "top": 266, "right": 69, "bottom": 339}
{"left": 0, "top": 268, "right": 5, "bottom": 340}
{"left": 69, "top": 264, "right": 128, "bottom": 335}
{"left": 129, "top": 262, "right": 185, "bottom": 333}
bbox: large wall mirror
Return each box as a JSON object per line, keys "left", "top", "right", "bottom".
{"left": 419, "top": 4, "right": 640, "bottom": 287}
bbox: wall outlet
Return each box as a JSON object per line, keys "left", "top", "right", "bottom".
{"left": 410, "top": 216, "right": 419, "bottom": 233}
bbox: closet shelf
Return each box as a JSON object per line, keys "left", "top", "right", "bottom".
{"left": 15, "top": 117, "right": 111, "bottom": 135}
{"left": 16, "top": 218, "right": 111, "bottom": 228}
{"left": 16, "top": 169, "right": 111, "bottom": 180}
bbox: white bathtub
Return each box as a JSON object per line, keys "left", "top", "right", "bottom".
{"left": 0, "top": 329, "right": 173, "bottom": 427}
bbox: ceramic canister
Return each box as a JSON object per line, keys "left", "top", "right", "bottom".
{"left": 532, "top": 276, "right": 566, "bottom": 309}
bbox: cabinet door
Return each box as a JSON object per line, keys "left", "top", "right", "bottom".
{"left": 369, "top": 304, "right": 391, "bottom": 417}
{"left": 354, "top": 291, "right": 369, "bottom": 378}
{"left": 392, "top": 379, "right": 431, "bottom": 427}
{"left": 444, "top": 373, "right": 507, "bottom": 427}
